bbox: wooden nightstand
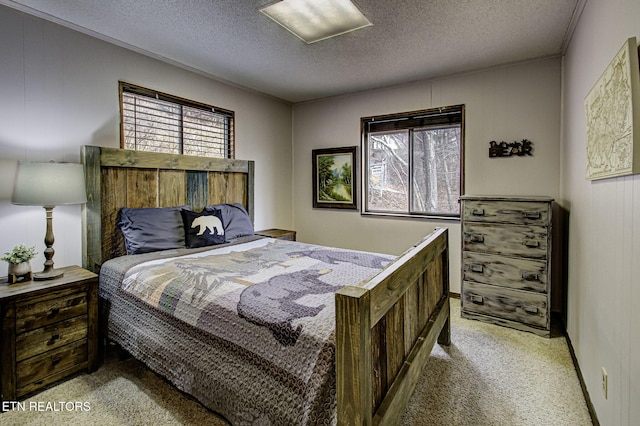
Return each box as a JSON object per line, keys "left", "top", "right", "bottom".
{"left": 0, "top": 265, "right": 98, "bottom": 403}
{"left": 255, "top": 228, "right": 297, "bottom": 241}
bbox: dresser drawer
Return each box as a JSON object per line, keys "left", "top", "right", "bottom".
{"left": 17, "top": 339, "right": 87, "bottom": 389}
{"left": 463, "top": 223, "right": 548, "bottom": 259}
{"left": 15, "top": 315, "right": 88, "bottom": 362}
{"left": 462, "top": 281, "right": 548, "bottom": 328}
{"left": 463, "top": 251, "right": 547, "bottom": 293}
{"left": 16, "top": 289, "right": 88, "bottom": 333}
{"left": 462, "top": 200, "right": 549, "bottom": 226}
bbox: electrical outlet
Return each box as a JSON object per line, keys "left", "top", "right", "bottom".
{"left": 601, "top": 367, "right": 608, "bottom": 399}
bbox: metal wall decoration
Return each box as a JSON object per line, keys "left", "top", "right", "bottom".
{"left": 489, "top": 139, "right": 533, "bottom": 158}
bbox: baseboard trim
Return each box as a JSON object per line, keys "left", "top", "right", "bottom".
{"left": 563, "top": 326, "right": 599, "bottom": 426}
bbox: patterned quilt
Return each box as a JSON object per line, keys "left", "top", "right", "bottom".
{"left": 99, "top": 237, "right": 395, "bottom": 425}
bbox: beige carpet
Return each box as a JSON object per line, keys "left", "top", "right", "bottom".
{"left": 2, "top": 299, "right": 592, "bottom": 425}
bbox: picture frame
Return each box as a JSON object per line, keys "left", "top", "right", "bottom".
{"left": 312, "top": 146, "right": 357, "bottom": 209}
{"left": 585, "top": 36, "right": 640, "bottom": 180}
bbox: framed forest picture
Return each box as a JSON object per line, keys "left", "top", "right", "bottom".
{"left": 312, "top": 146, "right": 357, "bottom": 209}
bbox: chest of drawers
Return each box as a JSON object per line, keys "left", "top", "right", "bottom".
{"left": 1, "top": 265, "right": 98, "bottom": 402}
{"left": 460, "top": 196, "right": 553, "bottom": 337}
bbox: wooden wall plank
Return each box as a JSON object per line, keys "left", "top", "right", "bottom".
{"left": 126, "top": 169, "right": 157, "bottom": 208}
{"left": 99, "top": 146, "right": 251, "bottom": 173}
{"left": 101, "top": 168, "right": 127, "bottom": 261}
{"left": 418, "top": 273, "right": 429, "bottom": 330}
{"left": 208, "top": 172, "right": 247, "bottom": 207}
{"left": 370, "top": 318, "right": 387, "bottom": 414}
{"left": 385, "top": 300, "right": 405, "bottom": 391}
{"left": 158, "top": 170, "right": 186, "bottom": 207}
{"left": 427, "top": 255, "right": 443, "bottom": 317}
{"left": 403, "top": 282, "right": 420, "bottom": 356}
{"left": 187, "top": 171, "right": 208, "bottom": 211}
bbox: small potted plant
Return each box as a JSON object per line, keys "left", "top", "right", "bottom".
{"left": 1, "top": 244, "right": 37, "bottom": 278}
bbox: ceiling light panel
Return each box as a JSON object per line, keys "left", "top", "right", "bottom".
{"left": 260, "top": 0, "right": 372, "bottom": 44}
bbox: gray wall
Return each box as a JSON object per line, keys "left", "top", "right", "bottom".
{"left": 292, "top": 58, "right": 562, "bottom": 295}
{"left": 0, "top": 5, "right": 294, "bottom": 269}
{"left": 562, "top": 0, "right": 640, "bottom": 423}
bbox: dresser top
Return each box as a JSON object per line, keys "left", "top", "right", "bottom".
{"left": 459, "top": 195, "right": 554, "bottom": 202}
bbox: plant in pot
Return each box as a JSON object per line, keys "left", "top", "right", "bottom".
{"left": 1, "top": 244, "right": 37, "bottom": 279}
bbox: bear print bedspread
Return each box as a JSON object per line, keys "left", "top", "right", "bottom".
{"left": 99, "top": 237, "right": 395, "bottom": 425}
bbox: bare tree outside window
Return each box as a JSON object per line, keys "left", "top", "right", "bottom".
{"left": 362, "top": 106, "right": 463, "bottom": 218}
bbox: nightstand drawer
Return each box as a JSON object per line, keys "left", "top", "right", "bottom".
{"left": 463, "top": 251, "right": 547, "bottom": 293}
{"left": 17, "top": 339, "right": 87, "bottom": 389}
{"left": 16, "top": 315, "right": 88, "bottom": 362}
{"left": 462, "top": 281, "right": 548, "bottom": 328}
{"left": 463, "top": 223, "right": 548, "bottom": 259}
{"left": 16, "top": 289, "right": 88, "bottom": 333}
{"left": 462, "top": 199, "right": 549, "bottom": 225}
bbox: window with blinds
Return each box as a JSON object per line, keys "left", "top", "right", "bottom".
{"left": 120, "top": 83, "right": 234, "bottom": 158}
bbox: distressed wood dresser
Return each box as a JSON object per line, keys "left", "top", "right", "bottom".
{"left": 460, "top": 195, "right": 553, "bottom": 337}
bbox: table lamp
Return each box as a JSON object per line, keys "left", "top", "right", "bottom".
{"left": 11, "top": 161, "right": 87, "bottom": 280}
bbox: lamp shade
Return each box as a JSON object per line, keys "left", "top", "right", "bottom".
{"left": 11, "top": 161, "right": 87, "bottom": 207}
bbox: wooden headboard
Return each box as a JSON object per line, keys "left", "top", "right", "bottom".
{"left": 81, "top": 145, "right": 254, "bottom": 273}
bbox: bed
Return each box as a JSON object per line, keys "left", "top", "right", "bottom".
{"left": 80, "top": 145, "right": 450, "bottom": 425}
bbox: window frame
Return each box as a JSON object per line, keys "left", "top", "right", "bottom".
{"left": 361, "top": 105, "right": 465, "bottom": 220}
{"left": 119, "top": 82, "right": 235, "bottom": 159}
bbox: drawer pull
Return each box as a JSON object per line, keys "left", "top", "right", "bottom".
{"left": 470, "top": 295, "right": 484, "bottom": 304}
{"left": 48, "top": 307, "right": 60, "bottom": 318}
{"left": 51, "top": 357, "right": 62, "bottom": 366}
{"left": 47, "top": 334, "right": 60, "bottom": 345}
{"left": 524, "top": 305, "right": 539, "bottom": 314}
{"left": 470, "top": 264, "right": 484, "bottom": 273}
{"left": 523, "top": 240, "right": 540, "bottom": 248}
{"left": 472, "top": 208, "right": 485, "bottom": 216}
{"left": 522, "top": 211, "right": 541, "bottom": 219}
{"left": 522, "top": 271, "right": 540, "bottom": 281}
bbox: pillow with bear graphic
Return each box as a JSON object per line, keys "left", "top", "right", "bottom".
{"left": 181, "top": 209, "right": 227, "bottom": 248}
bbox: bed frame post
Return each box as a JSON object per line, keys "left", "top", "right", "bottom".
{"left": 81, "top": 145, "right": 102, "bottom": 273}
{"left": 246, "top": 160, "right": 255, "bottom": 224}
{"left": 335, "top": 286, "right": 373, "bottom": 425}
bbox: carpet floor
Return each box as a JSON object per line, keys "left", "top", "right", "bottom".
{"left": 2, "top": 299, "right": 592, "bottom": 425}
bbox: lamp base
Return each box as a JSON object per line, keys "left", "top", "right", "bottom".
{"left": 33, "top": 268, "right": 64, "bottom": 281}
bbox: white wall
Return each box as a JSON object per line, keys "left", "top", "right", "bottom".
{"left": 0, "top": 5, "right": 293, "bottom": 271}
{"left": 562, "top": 0, "right": 640, "bottom": 424}
{"left": 292, "top": 58, "right": 562, "bottom": 295}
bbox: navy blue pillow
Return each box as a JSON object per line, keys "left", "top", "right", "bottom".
{"left": 181, "top": 209, "right": 227, "bottom": 248}
{"left": 118, "top": 206, "right": 189, "bottom": 255}
{"left": 204, "top": 203, "right": 254, "bottom": 239}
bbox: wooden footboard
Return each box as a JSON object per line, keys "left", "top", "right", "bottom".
{"left": 335, "top": 227, "right": 450, "bottom": 425}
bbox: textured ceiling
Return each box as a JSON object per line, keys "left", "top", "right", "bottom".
{"left": 1, "top": 0, "right": 580, "bottom": 103}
